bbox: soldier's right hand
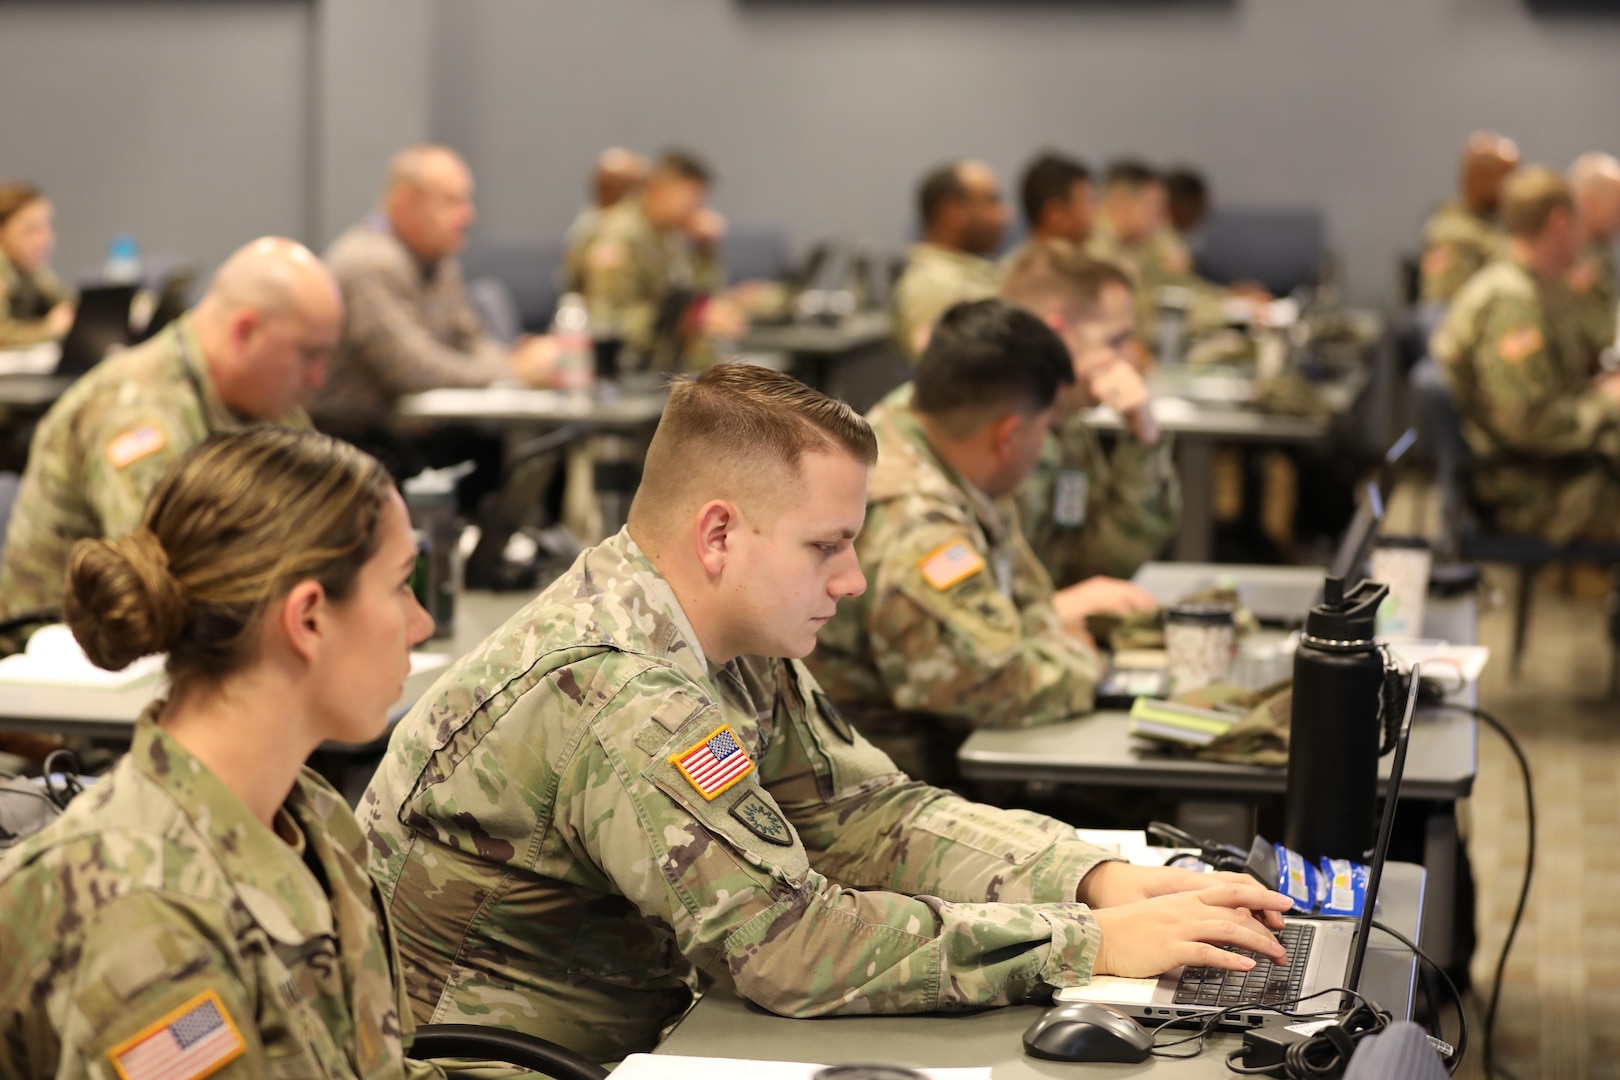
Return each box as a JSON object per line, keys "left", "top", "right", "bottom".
{"left": 1052, "top": 576, "right": 1158, "bottom": 634}
{"left": 510, "top": 333, "right": 561, "bottom": 388}
{"left": 1090, "top": 882, "right": 1294, "bottom": 978}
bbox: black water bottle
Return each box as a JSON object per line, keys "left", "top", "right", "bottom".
{"left": 1284, "top": 576, "right": 1389, "bottom": 862}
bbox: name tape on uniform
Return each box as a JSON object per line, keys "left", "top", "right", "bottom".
{"left": 670, "top": 723, "right": 755, "bottom": 800}
{"left": 918, "top": 540, "right": 986, "bottom": 591}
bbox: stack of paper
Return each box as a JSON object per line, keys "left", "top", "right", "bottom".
{"left": 0, "top": 625, "right": 164, "bottom": 688}
{"left": 1128, "top": 696, "right": 1238, "bottom": 747}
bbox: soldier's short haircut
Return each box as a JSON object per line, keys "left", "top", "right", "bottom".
{"left": 0, "top": 180, "right": 45, "bottom": 228}
{"left": 1019, "top": 153, "right": 1091, "bottom": 228}
{"left": 1001, "top": 241, "right": 1133, "bottom": 321}
{"left": 1165, "top": 167, "right": 1208, "bottom": 207}
{"left": 918, "top": 163, "right": 969, "bottom": 228}
{"left": 655, "top": 149, "right": 714, "bottom": 186}
{"left": 631, "top": 365, "right": 876, "bottom": 525}
{"left": 65, "top": 429, "right": 394, "bottom": 690}
{"left": 913, "top": 300, "right": 1075, "bottom": 437}
{"left": 1106, "top": 160, "right": 1160, "bottom": 190}
{"left": 1501, "top": 166, "right": 1575, "bottom": 238}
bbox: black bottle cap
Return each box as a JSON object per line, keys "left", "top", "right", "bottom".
{"left": 1305, "top": 576, "right": 1389, "bottom": 646}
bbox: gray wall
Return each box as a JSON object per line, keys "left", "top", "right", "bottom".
{"left": 435, "top": 0, "right": 1620, "bottom": 306}
{"left": 5, "top": 0, "right": 1620, "bottom": 304}
{"left": 0, "top": 1, "right": 314, "bottom": 278}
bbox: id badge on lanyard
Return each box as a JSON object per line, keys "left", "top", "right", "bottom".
{"left": 1054, "top": 469, "right": 1088, "bottom": 528}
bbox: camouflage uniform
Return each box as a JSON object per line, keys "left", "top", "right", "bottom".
{"left": 1016, "top": 409, "right": 1180, "bottom": 586}
{"left": 1419, "top": 202, "right": 1503, "bottom": 305}
{"left": 315, "top": 215, "right": 508, "bottom": 422}
{"left": 1569, "top": 237, "right": 1618, "bottom": 354}
{"left": 0, "top": 710, "right": 444, "bottom": 1079}
{"left": 564, "top": 200, "right": 725, "bottom": 371}
{"left": 808, "top": 385, "right": 1101, "bottom": 776}
{"left": 890, "top": 244, "right": 1001, "bottom": 358}
{"left": 0, "top": 315, "right": 310, "bottom": 639}
{"left": 1432, "top": 256, "right": 1620, "bottom": 543}
{"left": 0, "top": 247, "right": 72, "bottom": 348}
{"left": 360, "top": 528, "right": 1118, "bottom": 1064}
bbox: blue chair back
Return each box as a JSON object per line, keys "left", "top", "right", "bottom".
{"left": 1193, "top": 207, "right": 1325, "bottom": 296}
{"left": 460, "top": 237, "right": 567, "bottom": 334}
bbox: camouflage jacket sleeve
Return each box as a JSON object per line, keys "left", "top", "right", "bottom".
{"left": 1569, "top": 246, "right": 1619, "bottom": 354}
{"left": 578, "top": 231, "right": 663, "bottom": 355}
{"left": 766, "top": 660, "right": 1119, "bottom": 904}
{"left": 1436, "top": 296, "right": 1620, "bottom": 458}
{"left": 863, "top": 523, "right": 1100, "bottom": 728}
{"left": 82, "top": 400, "right": 205, "bottom": 541}
{"left": 1019, "top": 423, "right": 1179, "bottom": 585}
{"left": 0, "top": 884, "right": 270, "bottom": 1080}
{"left": 560, "top": 661, "right": 1106, "bottom": 1017}
{"left": 1420, "top": 221, "right": 1491, "bottom": 305}
{"left": 341, "top": 261, "right": 509, "bottom": 397}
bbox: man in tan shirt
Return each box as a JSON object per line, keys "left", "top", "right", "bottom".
{"left": 315, "top": 145, "right": 556, "bottom": 512}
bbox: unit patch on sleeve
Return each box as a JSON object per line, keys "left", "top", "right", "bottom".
{"left": 670, "top": 723, "right": 756, "bottom": 800}
{"left": 729, "top": 789, "right": 794, "bottom": 846}
{"left": 812, "top": 690, "right": 855, "bottom": 744}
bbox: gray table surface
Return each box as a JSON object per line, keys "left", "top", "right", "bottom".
{"left": 740, "top": 312, "right": 893, "bottom": 355}
{"left": 395, "top": 385, "right": 667, "bottom": 427}
{"left": 958, "top": 562, "right": 1479, "bottom": 800}
{"left": 657, "top": 863, "right": 1427, "bottom": 1078}
{"left": 0, "top": 373, "right": 72, "bottom": 411}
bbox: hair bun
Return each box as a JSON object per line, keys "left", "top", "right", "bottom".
{"left": 64, "top": 530, "right": 191, "bottom": 671}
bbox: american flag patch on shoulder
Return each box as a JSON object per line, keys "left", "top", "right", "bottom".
{"left": 919, "top": 540, "right": 986, "bottom": 591}
{"left": 108, "top": 989, "right": 246, "bottom": 1080}
{"left": 670, "top": 723, "right": 755, "bottom": 800}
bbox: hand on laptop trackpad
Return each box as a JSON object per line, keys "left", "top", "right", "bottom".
{"left": 1055, "top": 976, "right": 1162, "bottom": 1007}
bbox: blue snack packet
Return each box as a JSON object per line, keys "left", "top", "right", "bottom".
{"left": 1274, "top": 843, "right": 1318, "bottom": 909}
{"left": 1316, "top": 857, "right": 1370, "bottom": 918}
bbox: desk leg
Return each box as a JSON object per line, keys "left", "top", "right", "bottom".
{"left": 1421, "top": 808, "right": 1459, "bottom": 969}
{"left": 1174, "top": 438, "right": 1215, "bottom": 562}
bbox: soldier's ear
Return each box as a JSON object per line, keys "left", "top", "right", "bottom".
{"left": 277, "top": 579, "right": 327, "bottom": 666}
{"left": 694, "top": 499, "right": 738, "bottom": 578}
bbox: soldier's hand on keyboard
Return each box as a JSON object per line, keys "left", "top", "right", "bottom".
{"left": 1090, "top": 882, "right": 1294, "bottom": 979}
{"left": 1079, "top": 865, "right": 1287, "bottom": 931}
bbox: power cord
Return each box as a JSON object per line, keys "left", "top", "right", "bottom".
{"left": 1149, "top": 987, "right": 1391, "bottom": 1078}
{"left": 1421, "top": 699, "right": 1533, "bottom": 1080}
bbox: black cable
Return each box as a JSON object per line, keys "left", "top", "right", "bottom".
{"left": 1366, "top": 919, "right": 1467, "bottom": 1074}
{"left": 1430, "top": 702, "right": 1534, "bottom": 1080}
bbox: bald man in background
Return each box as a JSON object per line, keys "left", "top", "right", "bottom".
{"left": 566, "top": 147, "right": 649, "bottom": 247}
{"left": 315, "top": 144, "right": 557, "bottom": 513}
{"left": 1419, "top": 132, "right": 1521, "bottom": 305}
{"left": 1569, "top": 152, "right": 1620, "bottom": 354}
{"left": 892, "top": 160, "right": 1009, "bottom": 357}
{"left": 0, "top": 237, "right": 336, "bottom": 644}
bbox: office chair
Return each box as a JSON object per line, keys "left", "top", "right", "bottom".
{"left": 1193, "top": 206, "right": 1325, "bottom": 297}
{"left": 460, "top": 237, "right": 567, "bottom": 333}
{"left": 407, "top": 1024, "right": 608, "bottom": 1079}
{"left": 1410, "top": 357, "right": 1620, "bottom": 690}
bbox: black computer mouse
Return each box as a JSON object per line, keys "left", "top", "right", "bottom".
{"left": 1022, "top": 1002, "right": 1155, "bottom": 1063}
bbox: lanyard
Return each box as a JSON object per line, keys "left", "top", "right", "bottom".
{"left": 172, "top": 325, "right": 215, "bottom": 436}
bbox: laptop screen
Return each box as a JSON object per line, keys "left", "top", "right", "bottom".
{"left": 1344, "top": 664, "right": 1420, "bottom": 995}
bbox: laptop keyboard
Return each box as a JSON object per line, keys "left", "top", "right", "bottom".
{"left": 1171, "top": 922, "right": 1314, "bottom": 1008}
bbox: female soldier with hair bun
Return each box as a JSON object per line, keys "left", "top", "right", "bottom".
{"left": 0, "top": 427, "right": 446, "bottom": 1079}
{"left": 0, "top": 180, "right": 74, "bottom": 347}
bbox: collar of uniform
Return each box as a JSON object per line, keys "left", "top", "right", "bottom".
{"left": 869, "top": 388, "right": 1014, "bottom": 546}
{"left": 594, "top": 528, "right": 714, "bottom": 684}
{"left": 909, "top": 241, "right": 995, "bottom": 276}
{"left": 172, "top": 313, "right": 243, "bottom": 433}
{"left": 0, "top": 246, "right": 19, "bottom": 293}
{"left": 128, "top": 707, "right": 336, "bottom": 943}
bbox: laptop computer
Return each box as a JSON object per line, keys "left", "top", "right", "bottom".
{"left": 55, "top": 283, "right": 138, "bottom": 378}
{"left": 1058, "top": 665, "right": 1420, "bottom": 1026}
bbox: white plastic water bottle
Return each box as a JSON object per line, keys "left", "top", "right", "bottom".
{"left": 103, "top": 234, "right": 141, "bottom": 284}
{"left": 551, "top": 292, "right": 594, "bottom": 395}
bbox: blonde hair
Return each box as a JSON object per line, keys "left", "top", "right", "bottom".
{"left": 1001, "top": 239, "right": 1133, "bottom": 320}
{"left": 629, "top": 365, "right": 876, "bottom": 530}
{"left": 1501, "top": 167, "right": 1573, "bottom": 239}
{"left": 65, "top": 428, "right": 395, "bottom": 690}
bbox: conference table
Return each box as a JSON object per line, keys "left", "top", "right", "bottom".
{"left": 654, "top": 863, "right": 1428, "bottom": 1078}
